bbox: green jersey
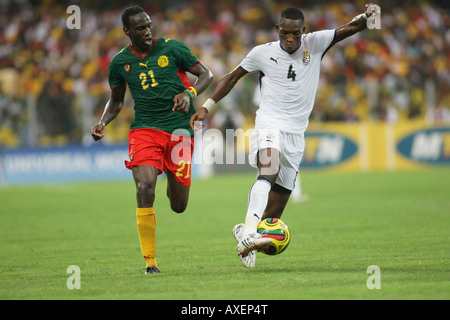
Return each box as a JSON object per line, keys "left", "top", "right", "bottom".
{"left": 108, "top": 37, "right": 200, "bottom": 136}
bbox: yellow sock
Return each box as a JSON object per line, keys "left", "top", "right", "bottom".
{"left": 136, "top": 207, "right": 158, "bottom": 268}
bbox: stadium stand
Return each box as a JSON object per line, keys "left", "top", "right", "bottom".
{"left": 0, "top": 0, "right": 448, "bottom": 147}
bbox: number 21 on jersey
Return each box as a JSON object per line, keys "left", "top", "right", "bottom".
{"left": 176, "top": 160, "right": 191, "bottom": 179}
{"left": 140, "top": 71, "right": 159, "bottom": 89}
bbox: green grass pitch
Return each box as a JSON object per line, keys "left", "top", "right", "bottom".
{"left": 0, "top": 168, "right": 449, "bottom": 300}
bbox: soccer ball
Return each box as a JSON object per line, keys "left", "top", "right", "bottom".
{"left": 257, "top": 218, "right": 290, "bottom": 255}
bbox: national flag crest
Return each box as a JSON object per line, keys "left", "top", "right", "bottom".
{"left": 302, "top": 50, "right": 310, "bottom": 64}
{"left": 123, "top": 63, "right": 131, "bottom": 74}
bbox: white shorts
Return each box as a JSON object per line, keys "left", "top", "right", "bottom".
{"left": 249, "top": 129, "right": 305, "bottom": 191}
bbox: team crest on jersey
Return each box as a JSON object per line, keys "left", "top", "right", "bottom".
{"left": 123, "top": 63, "right": 131, "bottom": 74}
{"left": 302, "top": 50, "right": 310, "bottom": 65}
{"left": 158, "top": 55, "right": 169, "bottom": 68}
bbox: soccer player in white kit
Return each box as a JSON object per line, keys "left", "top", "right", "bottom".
{"left": 191, "top": 5, "right": 377, "bottom": 267}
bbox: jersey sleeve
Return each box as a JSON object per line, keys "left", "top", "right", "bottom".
{"left": 309, "top": 29, "right": 336, "bottom": 55}
{"left": 171, "top": 40, "right": 199, "bottom": 72}
{"left": 239, "top": 45, "right": 262, "bottom": 73}
{"left": 108, "top": 57, "right": 125, "bottom": 89}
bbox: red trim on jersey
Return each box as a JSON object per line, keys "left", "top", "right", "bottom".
{"left": 190, "top": 61, "right": 200, "bottom": 72}
{"left": 177, "top": 69, "right": 191, "bottom": 89}
{"left": 128, "top": 37, "right": 158, "bottom": 59}
{"left": 110, "top": 81, "right": 125, "bottom": 90}
{"left": 177, "top": 61, "right": 200, "bottom": 88}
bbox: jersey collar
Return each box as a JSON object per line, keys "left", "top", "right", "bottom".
{"left": 128, "top": 38, "right": 158, "bottom": 59}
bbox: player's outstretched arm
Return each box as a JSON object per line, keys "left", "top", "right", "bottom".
{"left": 91, "top": 81, "right": 126, "bottom": 141}
{"left": 189, "top": 66, "right": 248, "bottom": 130}
{"left": 332, "top": 3, "right": 379, "bottom": 45}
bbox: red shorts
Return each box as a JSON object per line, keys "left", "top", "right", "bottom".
{"left": 125, "top": 128, "right": 194, "bottom": 186}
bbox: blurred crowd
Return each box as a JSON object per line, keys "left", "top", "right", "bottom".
{"left": 0, "top": 0, "right": 449, "bottom": 147}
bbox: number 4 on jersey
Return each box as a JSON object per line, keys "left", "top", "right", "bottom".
{"left": 287, "top": 65, "right": 296, "bottom": 81}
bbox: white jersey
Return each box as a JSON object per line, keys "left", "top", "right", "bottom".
{"left": 240, "top": 29, "right": 336, "bottom": 134}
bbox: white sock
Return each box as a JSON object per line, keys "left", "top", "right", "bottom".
{"left": 242, "top": 179, "right": 271, "bottom": 237}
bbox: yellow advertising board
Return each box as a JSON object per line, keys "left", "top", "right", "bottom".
{"left": 304, "top": 121, "right": 450, "bottom": 171}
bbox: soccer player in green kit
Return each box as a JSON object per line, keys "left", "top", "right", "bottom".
{"left": 91, "top": 6, "right": 213, "bottom": 274}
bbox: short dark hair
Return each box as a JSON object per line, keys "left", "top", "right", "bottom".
{"left": 279, "top": 7, "right": 305, "bottom": 24}
{"left": 122, "top": 5, "right": 146, "bottom": 29}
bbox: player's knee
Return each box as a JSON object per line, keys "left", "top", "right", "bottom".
{"left": 170, "top": 201, "right": 187, "bottom": 214}
{"left": 136, "top": 180, "right": 155, "bottom": 193}
{"left": 136, "top": 181, "right": 156, "bottom": 201}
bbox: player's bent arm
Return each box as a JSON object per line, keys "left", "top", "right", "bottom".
{"left": 189, "top": 66, "right": 247, "bottom": 130}
{"left": 100, "top": 82, "right": 126, "bottom": 126}
{"left": 190, "top": 62, "right": 214, "bottom": 96}
{"left": 332, "top": 3, "right": 377, "bottom": 45}
{"left": 91, "top": 82, "right": 126, "bottom": 141}
{"left": 210, "top": 66, "right": 248, "bottom": 105}
{"left": 173, "top": 62, "right": 213, "bottom": 113}
{"left": 333, "top": 16, "right": 366, "bottom": 45}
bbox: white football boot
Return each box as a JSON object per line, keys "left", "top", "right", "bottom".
{"left": 232, "top": 223, "right": 244, "bottom": 242}
{"left": 233, "top": 223, "right": 273, "bottom": 268}
{"left": 233, "top": 223, "right": 255, "bottom": 268}
{"left": 237, "top": 233, "right": 272, "bottom": 257}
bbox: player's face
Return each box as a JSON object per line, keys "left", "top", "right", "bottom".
{"left": 125, "top": 12, "right": 154, "bottom": 52}
{"left": 276, "top": 18, "right": 305, "bottom": 54}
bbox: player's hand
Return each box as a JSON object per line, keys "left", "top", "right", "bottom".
{"left": 189, "top": 107, "right": 208, "bottom": 131}
{"left": 365, "top": 3, "right": 375, "bottom": 17}
{"left": 173, "top": 91, "right": 191, "bottom": 113}
{"left": 364, "top": 3, "right": 379, "bottom": 28}
{"left": 91, "top": 122, "right": 105, "bottom": 141}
